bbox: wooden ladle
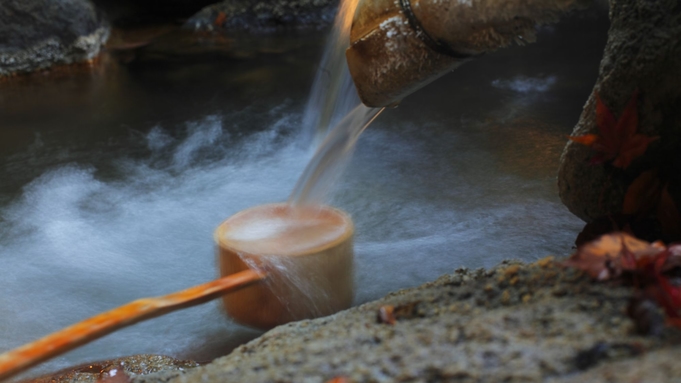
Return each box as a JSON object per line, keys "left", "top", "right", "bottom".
{"left": 0, "top": 269, "right": 267, "bottom": 381}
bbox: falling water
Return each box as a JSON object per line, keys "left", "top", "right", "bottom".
{"left": 301, "top": 0, "right": 362, "bottom": 144}
{"left": 247, "top": 0, "right": 382, "bottom": 323}
{"left": 293, "top": 0, "right": 384, "bottom": 207}
{"left": 289, "top": 104, "right": 383, "bottom": 205}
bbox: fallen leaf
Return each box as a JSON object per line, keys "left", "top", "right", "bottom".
{"left": 377, "top": 302, "right": 422, "bottom": 324}
{"left": 326, "top": 377, "right": 349, "bottom": 383}
{"left": 573, "top": 233, "right": 681, "bottom": 331}
{"left": 569, "top": 91, "right": 658, "bottom": 169}
{"left": 377, "top": 305, "right": 395, "bottom": 325}
{"left": 214, "top": 12, "right": 227, "bottom": 27}
{"left": 568, "top": 134, "right": 598, "bottom": 146}
{"left": 565, "top": 232, "right": 665, "bottom": 280}
{"left": 636, "top": 250, "right": 681, "bottom": 326}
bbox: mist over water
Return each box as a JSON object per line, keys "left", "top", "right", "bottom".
{"left": 0, "top": 9, "right": 608, "bottom": 380}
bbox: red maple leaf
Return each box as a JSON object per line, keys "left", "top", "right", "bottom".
{"left": 567, "top": 233, "right": 681, "bottom": 330}
{"left": 569, "top": 90, "right": 658, "bottom": 169}
{"left": 634, "top": 248, "right": 681, "bottom": 325}
{"left": 565, "top": 232, "right": 665, "bottom": 280}
{"left": 214, "top": 11, "right": 227, "bottom": 27}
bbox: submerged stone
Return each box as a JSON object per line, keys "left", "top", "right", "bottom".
{"left": 0, "top": 0, "right": 110, "bottom": 77}
{"left": 184, "top": 0, "right": 337, "bottom": 34}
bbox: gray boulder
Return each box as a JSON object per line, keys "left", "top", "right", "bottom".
{"left": 185, "top": 0, "right": 337, "bottom": 33}
{"left": 23, "top": 259, "right": 681, "bottom": 383}
{"left": 137, "top": 259, "right": 680, "bottom": 383}
{"left": 0, "top": 0, "right": 109, "bottom": 76}
{"left": 558, "top": 0, "right": 681, "bottom": 225}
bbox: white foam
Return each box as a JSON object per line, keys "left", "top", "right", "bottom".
{"left": 227, "top": 217, "right": 290, "bottom": 242}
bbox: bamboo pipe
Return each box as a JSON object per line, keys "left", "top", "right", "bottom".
{"left": 0, "top": 269, "right": 267, "bottom": 382}
{"left": 346, "top": 0, "right": 591, "bottom": 107}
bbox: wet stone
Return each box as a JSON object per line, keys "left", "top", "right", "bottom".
{"left": 28, "top": 355, "right": 199, "bottom": 383}
{"left": 0, "top": 0, "right": 109, "bottom": 76}
{"left": 47, "top": 258, "right": 675, "bottom": 383}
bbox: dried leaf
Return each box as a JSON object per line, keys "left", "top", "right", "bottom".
{"left": 573, "top": 233, "right": 681, "bottom": 331}
{"left": 214, "top": 12, "right": 227, "bottom": 27}
{"left": 569, "top": 91, "right": 658, "bottom": 169}
{"left": 636, "top": 251, "right": 681, "bottom": 326}
{"left": 377, "top": 302, "right": 421, "bottom": 324}
{"left": 377, "top": 305, "right": 395, "bottom": 325}
{"left": 568, "top": 134, "right": 598, "bottom": 146}
{"left": 565, "top": 232, "right": 665, "bottom": 280}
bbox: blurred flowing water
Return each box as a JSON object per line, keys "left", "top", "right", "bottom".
{"left": 0, "top": 9, "right": 608, "bottom": 380}
{"left": 301, "top": 0, "right": 361, "bottom": 143}
{"left": 290, "top": 104, "right": 383, "bottom": 205}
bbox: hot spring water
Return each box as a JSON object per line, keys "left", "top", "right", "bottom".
{"left": 0, "top": 6, "right": 608, "bottom": 380}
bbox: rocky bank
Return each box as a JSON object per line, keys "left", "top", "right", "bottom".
{"left": 35, "top": 258, "right": 681, "bottom": 383}
{"left": 0, "top": 0, "right": 109, "bottom": 77}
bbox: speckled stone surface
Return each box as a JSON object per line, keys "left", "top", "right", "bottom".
{"left": 31, "top": 258, "right": 681, "bottom": 383}
{"left": 133, "top": 258, "right": 680, "bottom": 383}
{"left": 0, "top": 0, "right": 109, "bottom": 76}
{"left": 28, "top": 355, "right": 198, "bottom": 383}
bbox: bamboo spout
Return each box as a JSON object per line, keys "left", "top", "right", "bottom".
{"left": 346, "top": 0, "right": 591, "bottom": 107}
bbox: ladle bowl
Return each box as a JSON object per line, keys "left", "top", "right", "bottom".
{"left": 215, "top": 203, "right": 355, "bottom": 330}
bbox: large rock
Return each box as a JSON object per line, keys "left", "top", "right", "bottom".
{"left": 184, "top": 0, "right": 337, "bottom": 33}
{"left": 0, "top": 0, "right": 109, "bottom": 76}
{"left": 28, "top": 259, "right": 681, "bottom": 382}
{"left": 558, "top": 0, "right": 681, "bottom": 225}
{"left": 119, "top": 259, "right": 679, "bottom": 383}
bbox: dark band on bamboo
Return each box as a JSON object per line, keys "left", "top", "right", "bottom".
{"left": 398, "top": 0, "right": 472, "bottom": 59}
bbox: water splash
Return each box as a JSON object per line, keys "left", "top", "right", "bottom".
{"left": 238, "top": 254, "right": 333, "bottom": 320}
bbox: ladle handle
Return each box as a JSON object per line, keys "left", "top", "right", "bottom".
{"left": 0, "top": 269, "right": 267, "bottom": 381}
